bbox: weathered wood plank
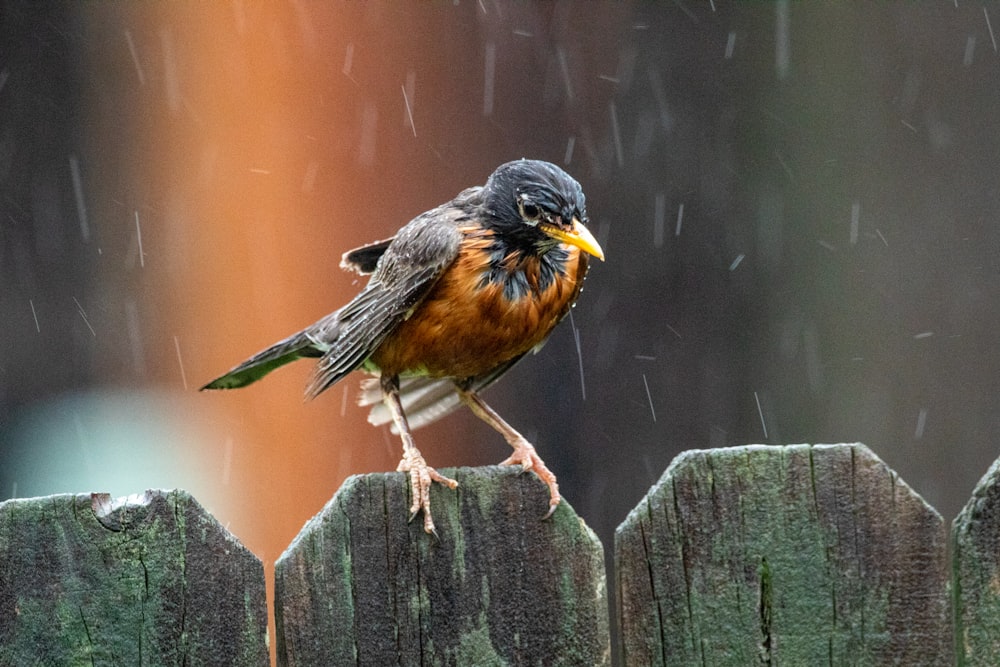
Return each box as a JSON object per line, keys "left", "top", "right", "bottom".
{"left": 275, "top": 466, "right": 609, "bottom": 666}
{"left": 615, "top": 443, "right": 950, "bottom": 666}
{"left": 954, "top": 454, "right": 1000, "bottom": 663}
{"left": 0, "top": 489, "right": 268, "bottom": 666}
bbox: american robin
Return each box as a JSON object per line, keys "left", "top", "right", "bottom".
{"left": 201, "top": 159, "right": 604, "bottom": 534}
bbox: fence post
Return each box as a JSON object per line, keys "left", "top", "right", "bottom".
{"left": 274, "top": 466, "right": 610, "bottom": 666}
{"left": 614, "top": 443, "right": 951, "bottom": 666}
{"left": 954, "top": 455, "right": 1000, "bottom": 663}
{"left": 0, "top": 489, "right": 268, "bottom": 665}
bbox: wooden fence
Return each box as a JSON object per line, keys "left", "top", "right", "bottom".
{"left": 1, "top": 443, "right": 998, "bottom": 665}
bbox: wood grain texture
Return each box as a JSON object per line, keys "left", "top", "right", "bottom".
{"left": 0, "top": 489, "right": 268, "bottom": 666}
{"left": 274, "top": 466, "right": 609, "bottom": 667}
{"left": 615, "top": 443, "right": 950, "bottom": 666}
{"left": 954, "top": 454, "right": 1000, "bottom": 664}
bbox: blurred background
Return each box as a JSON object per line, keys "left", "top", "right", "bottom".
{"left": 3, "top": 0, "right": 999, "bottom": 655}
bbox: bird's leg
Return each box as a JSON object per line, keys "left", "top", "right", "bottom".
{"left": 457, "top": 387, "right": 561, "bottom": 518}
{"left": 382, "top": 375, "right": 458, "bottom": 535}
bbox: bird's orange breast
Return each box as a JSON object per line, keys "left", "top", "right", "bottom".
{"left": 371, "top": 227, "right": 588, "bottom": 379}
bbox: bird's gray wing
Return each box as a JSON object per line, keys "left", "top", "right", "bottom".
{"left": 304, "top": 202, "right": 469, "bottom": 398}
{"left": 340, "top": 237, "right": 394, "bottom": 275}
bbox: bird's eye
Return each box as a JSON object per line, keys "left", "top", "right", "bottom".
{"left": 518, "top": 198, "right": 541, "bottom": 222}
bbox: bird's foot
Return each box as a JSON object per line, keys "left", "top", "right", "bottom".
{"left": 499, "top": 438, "right": 561, "bottom": 519}
{"left": 397, "top": 447, "right": 458, "bottom": 535}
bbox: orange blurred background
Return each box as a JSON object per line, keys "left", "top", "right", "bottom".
{"left": 118, "top": 4, "right": 378, "bottom": 648}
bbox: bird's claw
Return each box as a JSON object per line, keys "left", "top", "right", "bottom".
{"left": 397, "top": 447, "right": 458, "bottom": 534}
{"left": 499, "top": 438, "right": 561, "bottom": 519}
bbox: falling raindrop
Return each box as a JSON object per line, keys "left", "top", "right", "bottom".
{"left": 915, "top": 409, "right": 928, "bottom": 439}
{"left": 135, "top": 211, "right": 145, "bottom": 268}
{"left": 301, "top": 161, "right": 319, "bottom": 192}
{"left": 964, "top": 36, "right": 976, "bottom": 66}
{"left": 68, "top": 155, "right": 89, "bottom": 242}
{"left": 754, "top": 391, "right": 768, "bottom": 439}
{"left": 358, "top": 102, "right": 378, "bottom": 166}
{"left": 609, "top": 102, "right": 624, "bottom": 168}
{"left": 174, "top": 335, "right": 188, "bottom": 390}
{"left": 985, "top": 8, "right": 997, "bottom": 52}
{"left": 563, "top": 136, "right": 575, "bottom": 164}
{"left": 556, "top": 47, "right": 573, "bottom": 100}
{"left": 124, "top": 30, "right": 145, "bottom": 85}
{"left": 72, "top": 297, "right": 96, "bottom": 337}
{"left": 569, "top": 309, "right": 586, "bottom": 401}
{"left": 775, "top": 0, "right": 790, "bottom": 79}
{"left": 642, "top": 374, "right": 656, "bottom": 422}
{"left": 725, "top": 31, "right": 736, "bottom": 60}
{"left": 29, "top": 300, "right": 40, "bottom": 333}
{"left": 342, "top": 43, "right": 354, "bottom": 77}
{"left": 401, "top": 81, "right": 416, "bottom": 137}
{"left": 160, "top": 28, "right": 181, "bottom": 114}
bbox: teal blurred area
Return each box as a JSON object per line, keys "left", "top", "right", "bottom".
{"left": 1, "top": 390, "right": 227, "bottom": 510}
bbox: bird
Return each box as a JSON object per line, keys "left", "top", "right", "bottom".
{"left": 201, "top": 159, "right": 604, "bottom": 534}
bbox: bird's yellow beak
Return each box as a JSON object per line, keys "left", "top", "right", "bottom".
{"left": 542, "top": 218, "right": 605, "bottom": 261}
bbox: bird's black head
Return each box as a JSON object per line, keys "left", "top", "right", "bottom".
{"left": 482, "top": 159, "right": 604, "bottom": 260}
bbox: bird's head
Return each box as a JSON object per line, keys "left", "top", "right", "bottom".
{"left": 483, "top": 159, "right": 605, "bottom": 261}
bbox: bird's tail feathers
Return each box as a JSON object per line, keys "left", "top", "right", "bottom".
{"left": 361, "top": 376, "right": 464, "bottom": 432}
{"left": 200, "top": 329, "right": 324, "bottom": 391}
{"left": 360, "top": 354, "right": 527, "bottom": 431}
